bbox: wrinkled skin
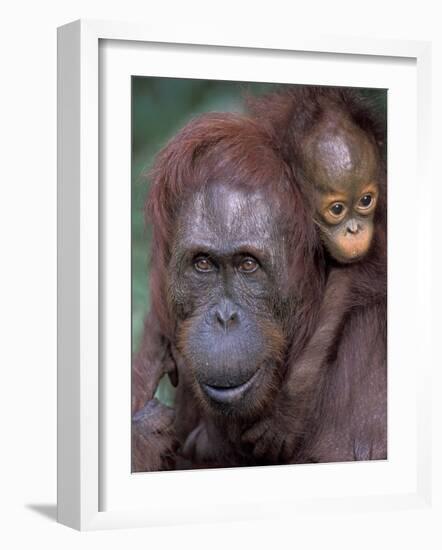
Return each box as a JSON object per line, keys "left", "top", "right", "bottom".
{"left": 170, "top": 182, "right": 294, "bottom": 423}
{"left": 185, "top": 267, "right": 354, "bottom": 465}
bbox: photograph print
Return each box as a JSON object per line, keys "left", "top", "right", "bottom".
{"left": 131, "top": 77, "right": 387, "bottom": 472}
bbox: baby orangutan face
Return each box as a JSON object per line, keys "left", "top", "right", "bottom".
{"left": 303, "top": 110, "right": 380, "bottom": 263}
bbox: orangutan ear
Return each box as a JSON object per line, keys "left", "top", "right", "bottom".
{"left": 165, "top": 346, "right": 179, "bottom": 387}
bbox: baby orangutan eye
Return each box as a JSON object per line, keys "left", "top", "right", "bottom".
{"left": 358, "top": 194, "right": 373, "bottom": 209}
{"left": 329, "top": 202, "right": 346, "bottom": 217}
{"left": 239, "top": 257, "right": 259, "bottom": 273}
{"left": 194, "top": 257, "right": 214, "bottom": 273}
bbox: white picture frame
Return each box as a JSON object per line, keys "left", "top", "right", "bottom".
{"left": 57, "top": 19, "right": 433, "bottom": 531}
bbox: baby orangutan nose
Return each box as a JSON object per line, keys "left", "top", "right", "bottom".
{"left": 346, "top": 219, "right": 360, "bottom": 235}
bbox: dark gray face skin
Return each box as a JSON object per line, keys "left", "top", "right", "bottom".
{"left": 303, "top": 112, "right": 379, "bottom": 263}
{"left": 168, "top": 182, "right": 291, "bottom": 418}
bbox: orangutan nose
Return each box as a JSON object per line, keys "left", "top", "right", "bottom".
{"left": 213, "top": 300, "right": 239, "bottom": 330}
{"left": 346, "top": 219, "right": 360, "bottom": 235}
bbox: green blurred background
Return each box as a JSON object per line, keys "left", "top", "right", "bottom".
{"left": 131, "top": 77, "right": 387, "bottom": 404}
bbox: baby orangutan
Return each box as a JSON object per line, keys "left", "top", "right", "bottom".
{"left": 304, "top": 107, "right": 380, "bottom": 264}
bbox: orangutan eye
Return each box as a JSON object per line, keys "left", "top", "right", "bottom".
{"left": 329, "top": 203, "right": 346, "bottom": 217}
{"left": 359, "top": 194, "right": 373, "bottom": 209}
{"left": 239, "top": 257, "right": 259, "bottom": 273}
{"left": 194, "top": 257, "right": 214, "bottom": 272}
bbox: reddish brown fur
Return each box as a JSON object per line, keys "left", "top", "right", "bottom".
{"left": 240, "top": 86, "right": 387, "bottom": 463}
{"left": 132, "top": 93, "right": 387, "bottom": 469}
{"left": 131, "top": 398, "right": 178, "bottom": 472}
